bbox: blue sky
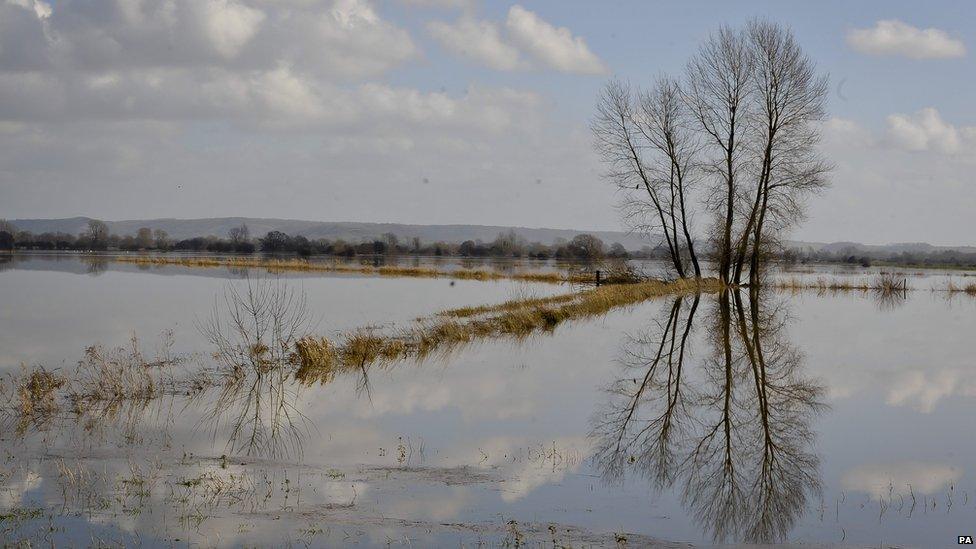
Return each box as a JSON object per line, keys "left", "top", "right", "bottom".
{"left": 1, "top": 0, "right": 975, "bottom": 245}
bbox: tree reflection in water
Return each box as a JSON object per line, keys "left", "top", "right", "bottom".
{"left": 200, "top": 275, "right": 313, "bottom": 460}
{"left": 591, "top": 288, "right": 826, "bottom": 543}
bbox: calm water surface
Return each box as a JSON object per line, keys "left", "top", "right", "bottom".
{"left": 1, "top": 255, "right": 974, "bottom": 547}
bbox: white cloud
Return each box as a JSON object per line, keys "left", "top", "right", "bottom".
{"left": 806, "top": 109, "right": 976, "bottom": 244}
{"left": 885, "top": 107, "right": 975, "bottom": 154}
{"left": 397, "top": 0, "right": 472, "bottom": 8}
{"left": 842, "top": 462, "right": 962, "bottom": 498}
{"left": 0, "top": 0, "right": 417, "bottom": 78}
{"left": 847, "top": 20, "right": 966, "bottom": 59}
{"left": 885, "top": 368, "right": 976, "bottom": 413}
{"left": 505, "top": 5, "right": 607, "bottom": 74}
{"left": 0, "top": 0, "right": 608, "bottom": 227}
{"left": 200, "top": 0, "right": 266, "bottom": 59}
{"left": 8, "top": 0, "right": 50, "bottom": 19}
{"left": 428, "top": 7, "right": 605, "bottom": 74}
{"left": 428, "top": 17, "right": 525, "bottom": 71}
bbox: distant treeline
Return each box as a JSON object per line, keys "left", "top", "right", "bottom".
{"left": 7, "top": 219, "right": 973, "bottom": 268}
{"left": 0, "top": 219, "right": 638, "bottom": 260}
{"left": 784, "top": 247, "right": 976, "bottom": 269}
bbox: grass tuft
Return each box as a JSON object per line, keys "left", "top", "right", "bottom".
{"left": 16, "top": 366, "right": 65, "bottom": 421}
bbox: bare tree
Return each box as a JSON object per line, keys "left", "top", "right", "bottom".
{"left": 153, "top": 229, "right": 169, "bottom": 250}
{"left": 684, "top": 25, "right": 754, "bottom": 284}
{"left": 637, "top": 77, "right": 703, "bottom": 276}
{"left": 135, "top": 227, "right": 153, "bottom": 249}
{"left": 201, "top": 275, "right": 313, "bottom": 459}
{"left": 734, "top": 20, "right": 830, "bottom": 286}
{"left": 593, "top": 19, "right": 829, "bottom": 286}
{"left": 593, "top": 80, "right": 688, "bottom": 276}
{"left": 86, "top": 219, "right": 109, "bottom": 249}
{"left": 228, "top": 223, "right": 250, "bottom": 246}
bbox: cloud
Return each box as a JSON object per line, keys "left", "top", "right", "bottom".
{"left": 0, "top": 0, "right": 609, "bottom": 228}
{"left": 397, "top": 0, "right": 472, "bottom": 8}
{"left": 428, "top": 7, "right": 605, "bottom": 74}
{"left": 885, "top": 368, "right": 976, "bottom": 413}
{"left": 847, "top": 20, "right": 965, "bottom": 59}
{"left": 885, "top": 107, "right": 976, "bottom": 154}
{"left": 201, "top": 0, "right": 267, "bottom": 59}
{"left": 428, "top": 17, "right": 525, "bottom": 71}
{"left": 842, "top": 462, "right": 962, "bottom": 498}
{"left": 505, "top": 5, "right": 607, "bottom": 74}
{"left": 806, "top": 111, "right": 976, "bottom": 244}
{"left": 0, "top": 0, "right": 417, "bottom": 78}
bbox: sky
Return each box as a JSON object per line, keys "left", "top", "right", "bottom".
{"left": 1, "top": 0, "right": 974, "bottom": 245}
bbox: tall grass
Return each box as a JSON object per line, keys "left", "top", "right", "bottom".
{"left": 772, "top": 273, "right": 908, "bottom": 295}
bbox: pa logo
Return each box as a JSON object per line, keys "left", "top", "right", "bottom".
{"left": 960, "top": 535, "right": 974, "bottom": 544}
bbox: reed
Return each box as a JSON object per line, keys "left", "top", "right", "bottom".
{"left": 772, "top": 273, "right": 909, "bottom": 294}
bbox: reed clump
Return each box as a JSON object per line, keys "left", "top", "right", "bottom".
{"left": 772, "top": 276, "right": 872, "bottom": 293}
{"left": 113, "top": 255, "right": 594, "bottom": 285}
{"left": 944, "top": 279, "right": 976, "bottom": 295}
{"left": 68, "top": 337, "right": 162, "bottom": 407}
{"left": 295, "top": 277, "right": 722, "bottom": 382}
{"left": 16, "top": 365, "right": 66, "bottom": 421}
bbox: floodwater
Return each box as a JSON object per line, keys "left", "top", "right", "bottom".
{"left": 1, "top": 254, "right": 975, "bottom": 548}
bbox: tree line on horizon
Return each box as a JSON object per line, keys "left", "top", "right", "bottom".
{"left": 0, "top": 219, "right": 630, "bottom": 261}
{"left": 4, "top": 218, "right": 976, "bottom": 269}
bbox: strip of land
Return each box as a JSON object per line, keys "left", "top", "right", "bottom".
{"left": 112, "top": 255, "right": 600, "bottom": 284}
{"left": 294, "top": 277, "right": 722, "bottom": 383}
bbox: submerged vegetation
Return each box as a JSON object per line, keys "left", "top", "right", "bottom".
{"left": 294, "top": 277, "right": 722, "bottom": 383}
{"left": 772, "top": 272, "right": 908, "bottom": 294}
{"left": 3, "top": 274, "right": 722, "bottom": 438}
{"left": 772, "top": 271, "right": 976, "bottom": 298}
{"left": 1, "top": 333, "right": 210, "bottom": 435}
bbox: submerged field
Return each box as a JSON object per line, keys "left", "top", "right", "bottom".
{"left": 2, "top": 254, "right": 976, "bottom": 547}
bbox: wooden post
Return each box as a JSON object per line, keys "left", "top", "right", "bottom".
{"left": 596, "top": 270, "right": 602, "bottom": 286}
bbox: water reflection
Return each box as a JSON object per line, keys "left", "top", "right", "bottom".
{"left": 199, "top": 276, "right": 313, "bottom": 460}
{"left": 592, "top": 288, "right": 827, "bottom": 543}
{"left": 82, "top": 256, "right": 108, "bottom": 276}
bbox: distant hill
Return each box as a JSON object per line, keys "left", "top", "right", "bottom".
{"left": 8, "top": 217, "right": 655, "bottom": 250}
{"left": 9, "top": 217, "right": 976, "bottom": 255}
{"left": 786, "top": 240, "right": 976, "bottom": 255}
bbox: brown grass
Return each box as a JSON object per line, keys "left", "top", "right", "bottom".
{"left": 772, "top": 273, "right": 909, "bottom": 295}
{"left": 774, "top": 273, "right": 976, "bottom": 299}
{"left": 113, "top": 255, "right": 597, "bottom": 285}
{"left": 16, "top": 365, "right": 66, "bottom": 421}
{"left": 67, "top": 336, "right": 163, "bottom": 408}
{"left": 294, "top": 277, "right": 722, "bottom": 383}
{"left": 944, "top": 280, "right": 976, "bottom": 295}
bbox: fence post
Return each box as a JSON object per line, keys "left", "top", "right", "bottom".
{"left": 596, "top": 270, "right": 602, "bottom": 286}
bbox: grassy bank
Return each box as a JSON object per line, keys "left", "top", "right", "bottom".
{"left": 294, "top": 277, "right": 722, "bottom": 383}
{"left": 111, "top": 255, "right": 605, "bottom": 284}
